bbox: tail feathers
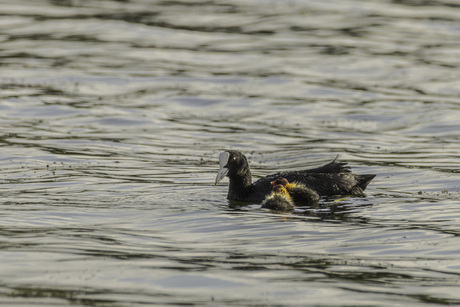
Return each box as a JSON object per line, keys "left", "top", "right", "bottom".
{"left": 357, "top": 174, "right": 376, "bottom": 190}
{"left": 332, "top": 154, "right": 340, "bottom": 163}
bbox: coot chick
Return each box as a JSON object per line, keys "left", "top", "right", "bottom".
{"left": 261, "top": 184, "right": 294, "bottom": 211}
{"left": 271, "top": 177, "right": 319, "bottom": 204}
{"left": 215, "top": 150, "right": 375, "bottom": 202}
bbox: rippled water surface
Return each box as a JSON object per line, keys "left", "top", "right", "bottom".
{"left": 2, "top": 0, "right": 460, "bottom": 305}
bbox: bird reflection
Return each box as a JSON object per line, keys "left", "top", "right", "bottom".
{"left": 228, "top": 197, "right": 372, "bottom": 223}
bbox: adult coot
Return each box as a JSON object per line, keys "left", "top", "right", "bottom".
{"left": 261, "top": 184, "right": 295, "bottom": 211}
{"left": 271, "top": 177, "right": 319, "bottom": 204}
{"left": 215, "top": 150, "right": 375, "bottom": 202}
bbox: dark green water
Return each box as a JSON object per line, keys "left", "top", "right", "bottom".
{"left": 1, "top": 0, "right": 460, "bottom": 306}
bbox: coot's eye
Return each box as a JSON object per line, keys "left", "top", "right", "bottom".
{"left": 231, "top": 157, "right": 236, "bottom": 162}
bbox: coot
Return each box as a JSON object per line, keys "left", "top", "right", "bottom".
{"left": 271, "top": 177, "right": 319, "bottom": 204}
{"left": 261, "top": 184, "right": 294, "bottom": 211}
{"left": 215, "top": 150, "right": 375, "bottom": 202}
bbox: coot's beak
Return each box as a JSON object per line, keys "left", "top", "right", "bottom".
{"left": 215, "top": 167, "right": 229, "bottom": 186}
{"left": 214, "top": 152, "right": 230, "bottom": 186}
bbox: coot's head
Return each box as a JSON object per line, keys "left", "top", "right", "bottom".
{"left": 271, "top": 178, "right": 289, "bottom": 187}
{"left": 214, "top": 150, "right": 249, "bottom": 185}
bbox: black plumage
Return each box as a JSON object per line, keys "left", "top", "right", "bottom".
{"left": 215, "top": 150, "right": 376, "bottom": 203}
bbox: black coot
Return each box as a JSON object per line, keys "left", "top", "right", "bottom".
{"left": 215, "top": 150, "right": 376, "bottom": 202}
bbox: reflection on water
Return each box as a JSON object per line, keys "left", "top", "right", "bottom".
{"left": 1, "top": 0, "right": 460, "bottom": 306}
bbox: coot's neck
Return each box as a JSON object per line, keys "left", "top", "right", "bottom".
{"left": 227, "top": 167, "right": 253, "bottom": 201}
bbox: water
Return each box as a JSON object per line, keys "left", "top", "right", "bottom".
{"left": 1, "top": 0, "right": 460, "bottom": 305}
